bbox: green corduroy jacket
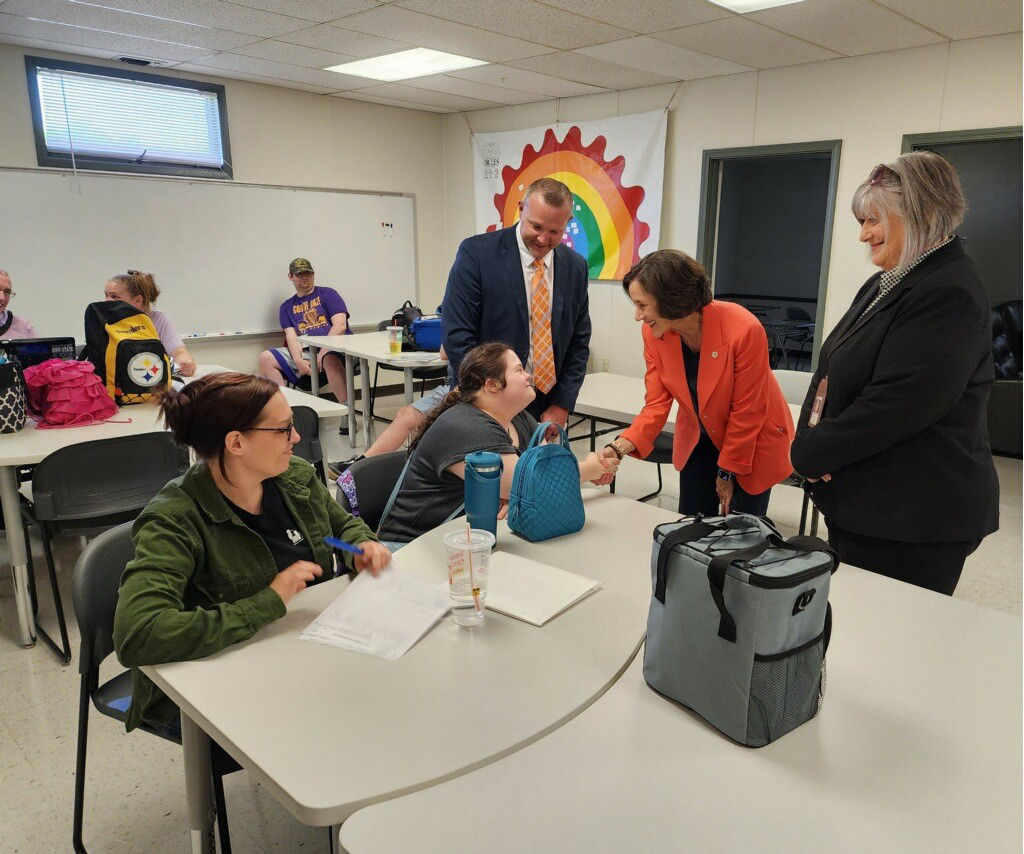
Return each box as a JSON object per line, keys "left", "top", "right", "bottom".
{"left": 113, "top": 456, "right": 376, "bottom": 732}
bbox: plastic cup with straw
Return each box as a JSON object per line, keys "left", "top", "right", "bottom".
{"left": 466, "top": 522, "right": 481, "bottom": 614}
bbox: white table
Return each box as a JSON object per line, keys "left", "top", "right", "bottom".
{"left": 341, "top": 570, "right": 1023, "bottom": 853}
{"left": 142, "top": 491, "right": 679, "bottom": 851}
{"left": 1, "top": 365, "right": 344, "bottom": 649}
{"left": 299, "top": 332, "right": 446, "bottom": 449}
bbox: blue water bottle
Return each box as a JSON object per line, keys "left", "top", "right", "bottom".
{"left": 464, "top": 451, "right": 503, "bottom": 537}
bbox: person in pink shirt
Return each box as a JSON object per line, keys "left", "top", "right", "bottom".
{"left": 0, "top": 269, "right": 37, "bottom": 341}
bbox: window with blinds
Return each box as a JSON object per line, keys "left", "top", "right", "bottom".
{"left": 25, "top": 56, "right": 232, "bottom": 179}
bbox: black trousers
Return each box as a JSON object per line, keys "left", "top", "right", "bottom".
{"left": 678, "top": 431, "right": 771, "bottom": 517}
{"left": 827, "top": 525, "right": 981, "bottom": 596}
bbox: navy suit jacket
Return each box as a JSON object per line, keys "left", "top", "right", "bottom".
{"left": 441, "top": 225, "right": 591, "bottom": 411}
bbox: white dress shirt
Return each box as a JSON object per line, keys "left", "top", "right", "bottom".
{"left": 515, "top": 222, "right": 554, "bottom": 376}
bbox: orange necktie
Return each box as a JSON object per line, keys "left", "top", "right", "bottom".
{"left": 530, "top": 259, "right": 556, "bottom": 394}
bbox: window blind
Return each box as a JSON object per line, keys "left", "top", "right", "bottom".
{"left": 35, "top": 67, "right": 225, "bottom": 168}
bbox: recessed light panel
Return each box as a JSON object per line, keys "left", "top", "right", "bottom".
{"left": 324, "top": 49, "right": 486, "bottom": 82}
{"left": 706, "top": 0, "right": 806, "bottom": 12}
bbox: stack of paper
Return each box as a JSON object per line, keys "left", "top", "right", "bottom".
{"left": 300, "top": 561, "right": 449, "bottom": 660}
{"left": 486, "top": 552, "right": 601, "bottom": 627}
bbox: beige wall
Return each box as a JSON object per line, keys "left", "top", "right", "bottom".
{"left": 442, "top": 33, "right": 1023, "bottom": 377}
{"left": 0, "top": 41, "right": 446, "bottom": 358}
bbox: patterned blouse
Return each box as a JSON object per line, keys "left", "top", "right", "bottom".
{"left": 861, "top": 234, "right": 955, "bottom": 318}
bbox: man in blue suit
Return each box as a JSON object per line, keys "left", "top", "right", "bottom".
{"left": 442, "top": 178, "right": 591, "bottom": 428}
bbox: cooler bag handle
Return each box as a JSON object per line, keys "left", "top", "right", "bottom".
{"left": 706, "top": 540, "right": 774, "bottom": 643}
{"left": 782, "top": 534, "right": 841, "bottom": 573}
{"left": 653, "top": 518, "right": 723, "bottom": 604}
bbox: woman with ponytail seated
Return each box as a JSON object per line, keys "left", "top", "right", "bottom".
{"left": 377, "top": 342, "right": 618, "bottom": 547}
{"left": 113, "top": 371, "right": 390, "bottom": 735}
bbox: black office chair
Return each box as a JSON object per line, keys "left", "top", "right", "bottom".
{"left": 610, "top": 432, "right": 674, "bottom": 503}
{"left": 290, "top": 405, "right": 327, "bottom": 482}
{"left": 781, "top": 308, "right": 815, "bottom": 371}
{"left": 21, "top": 433, "right": 189, "bottom": 663}
{"left": 367, "top": 320, "right": 447, "bottom": 423}
{"left": 335, "top": 451, "right": 407, "bottom": 532}
{"left": 71, "top": 523, "right": 239, "bottom": 854}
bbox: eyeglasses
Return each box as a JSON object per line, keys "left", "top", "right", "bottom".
{"left": 246, "top": 419, "right": 294, "bottom": 435}
{"left": 0, "top": 289, "right": 14, "bottom": 298}
{"left": 868, "top": 164, "right": 899, "bottom": 186}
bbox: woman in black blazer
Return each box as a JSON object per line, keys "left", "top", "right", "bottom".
{"left": 791, "top": 151, "right": 999, "bottom": 595}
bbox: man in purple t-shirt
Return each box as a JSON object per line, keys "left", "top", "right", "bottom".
{"left": 258, "top": 257, "right": 352, "bottom": 404}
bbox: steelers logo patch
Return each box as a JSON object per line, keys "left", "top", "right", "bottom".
{"left": 127, "top": 352, "right": 166, "bottom": 387}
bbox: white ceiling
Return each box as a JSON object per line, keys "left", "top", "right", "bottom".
{"left": 0, "top": 0, "right": 1019, "bottom": 113}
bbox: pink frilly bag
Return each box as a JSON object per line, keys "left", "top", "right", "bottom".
{"left": 23, "top": 359, "right": 125, "bottom": 429}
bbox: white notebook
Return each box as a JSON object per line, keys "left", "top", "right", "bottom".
{"left": 486, "top": 552, "right": 601, "bottom": 627}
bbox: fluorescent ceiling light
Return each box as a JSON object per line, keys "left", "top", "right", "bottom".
{"left": 706, "top": 0, "right": 806, "bottom": 11}
{"left": 324, "top": 48, "right": 486, "bottom": 82}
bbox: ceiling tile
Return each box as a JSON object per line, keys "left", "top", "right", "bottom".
{"left": 448, "top": 63, "right": 606, "bottom": 97}
{"left": 396, "top": 0, "right": 632, "bottom": 49}
{"left": 0, "top": 10, "right": 223, "bottom": 59}
{"left": 232, "top": 37, "right": 358, "bottom": 68}
{"left": 328, "top": 5, "right": 551, "bottom": 62}
{"left": 656, "top": 16, "right": 839, "bottom": 69}
{"left": 333, "top": 89, "right": 448, "bottom": 112}
{"left": 179, "top": 61, "right": 337, "bottom": 92}
{"left": 748, "top": 0, "right": 943, "bottom": 56}
{"left": 509, "top": 51, "right": 677, "bottom": 89}
{"left": 541, "top": 0, "right": 731, "bottom": 34}
{"left": 275, "top": 23, "right": 411, "bottom": 56}
{"left": 400, "top": 72, "right": 547, "bottom": 104}
{"left": 197, "top": 51, "right": 367, "bottom": 89}
{"left": 349, "top": 80, "right": 504, "bottom": 110}
{"left": 576, "top": 35, "right": 752, "bottom": 79}
{"left": 3, "top": 0, "right": 258, "bottom": 50}
{"left": 873, "top": 0, "right": 1022, "bottom": 40}
{"left": 228, "top": 0, "right": 381, "bottom": 24}
{"left": 46, "top": 0, "right": 310, "bottom": 38}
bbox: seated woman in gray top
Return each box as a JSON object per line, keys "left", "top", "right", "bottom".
{"left": 378, "top": 341, "right": 618, "bottom": 545}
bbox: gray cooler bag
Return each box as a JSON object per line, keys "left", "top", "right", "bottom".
{"left": 644, "top": 514, "right": 838, "bottom": 747}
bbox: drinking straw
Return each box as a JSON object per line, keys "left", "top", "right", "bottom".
{"left": 466, "top": 522, "right": 481, "bottom": 613}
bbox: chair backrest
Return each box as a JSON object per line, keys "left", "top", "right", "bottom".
{"left": 773, "top": 369, "right": 812, "bottom": 405}
{"left": 72, "top": 521, "right": 135, "bottom": 675}
{"left": 290, "top": 405, "right": 325, "bottom": 480}
{"left": 376, "top": 319, "right": 391, "bottom": 332}
{"left": 31, "top": 432, "right": 189, "bottom": 522}
{"left": 786, "top": 307, "right": 813, "bottom": 323}
{"left": 338, "top": 451, "right": 407, "bottom": 532}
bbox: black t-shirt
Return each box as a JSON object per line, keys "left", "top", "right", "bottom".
{"left": 223, "top": 478, "right": 315, "bottom": 572}
{"left": 681, "top": 339, "right": 707, "bottom": 436}
{"left": 378, "top": 402, "right": 538, "bottom": 543}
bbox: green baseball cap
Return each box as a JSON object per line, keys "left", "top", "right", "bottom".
{"left": 289, "top": 257, "right": 314, "bottom": 275}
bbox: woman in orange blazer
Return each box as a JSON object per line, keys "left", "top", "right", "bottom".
{"left": 600, "top": 250, "right": 794, "bottom": 516}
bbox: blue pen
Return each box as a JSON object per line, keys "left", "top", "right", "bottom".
{"left": 324, "top": 536, "right": 364, "bottom": 556}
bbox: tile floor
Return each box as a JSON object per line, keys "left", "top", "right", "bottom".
{"left": 1, "top": 393, "right": 1021, "bottom": 852}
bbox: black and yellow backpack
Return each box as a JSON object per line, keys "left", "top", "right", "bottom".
{"left": 84, "top": 300, "right": 171, "bottom": 405}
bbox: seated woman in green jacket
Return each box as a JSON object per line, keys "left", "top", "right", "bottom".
{"left": 113, "top": 371, "right": 390, "bottom": 735}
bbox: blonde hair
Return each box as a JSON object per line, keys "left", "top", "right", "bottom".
{"left": 108, "top": 269, "right": 160, "bottom": 308}
{"left": 851, "top": 151, "right": 965, "bottom": 271}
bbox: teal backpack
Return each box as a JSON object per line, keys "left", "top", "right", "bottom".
{"left": 507, "top": 422, "right": 585, "bottom": 542}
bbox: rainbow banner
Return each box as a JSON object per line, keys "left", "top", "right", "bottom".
{"left": 473, "top": 111, "right": 666, "bottom": 281}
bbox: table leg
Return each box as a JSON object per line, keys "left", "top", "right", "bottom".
{"left": 360, "top": 357, "right": 373, "bottom": 450}
{"left": 181, "top": 713, "right": 216, "bottom": 854}
{"left": 403, "top": 368, "right": 414, "bottom": 405}
{"left": 344, "top": 354, "right": 356, "bottom": 448}
{"left": 309, "top": 344, "right": 320, "bottom": 398}
{"left": 1, "top": 465, "right": 36, "bottom": 647}
{"left": 590, "top": 417, "right": 596, "bottom": 453}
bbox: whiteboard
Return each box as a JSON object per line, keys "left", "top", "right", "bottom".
{"left": 0, "top": 167, "right": 418, "bottom": 341}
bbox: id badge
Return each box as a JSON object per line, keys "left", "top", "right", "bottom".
{"left": 808, "top": 376, "right": 828, "bottom": 428}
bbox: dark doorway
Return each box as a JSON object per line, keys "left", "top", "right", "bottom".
{"left": 698, "top": 141, "right": 841, "bottom": 371}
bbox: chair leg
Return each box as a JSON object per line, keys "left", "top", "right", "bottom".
{"left": 798, "top": 492, "right": 810, "bottom": 536}
{"left": 212, "top": 768, "right": 232, "bottom": 854}
{"left": 810, "top": 505, "right": 820, "bottom": 538}
{"left": 72, "top": 672, "right": 93, "bottom": 853}
{"left": 368, "top": 364, "right": 381, "bottom": 423}
{"left": 37, "top": 521, "right": 72, "bottom": 664}
{"left": 638, "top": 462, "right": 664, "bottom": 503}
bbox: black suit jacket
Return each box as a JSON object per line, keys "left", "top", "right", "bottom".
{"left": 441, "top": 225, "right": 591, "bottom": 411}
{"left": 791, "top": 238, "right": 999, "bottom": 543}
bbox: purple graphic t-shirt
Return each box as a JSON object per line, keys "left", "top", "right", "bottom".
{"left": 278, "top": 286, "right": 350, "bottom": 336}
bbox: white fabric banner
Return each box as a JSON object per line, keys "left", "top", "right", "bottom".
{"left": 472, "top": 110, "right": 667, "bottom": 281}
